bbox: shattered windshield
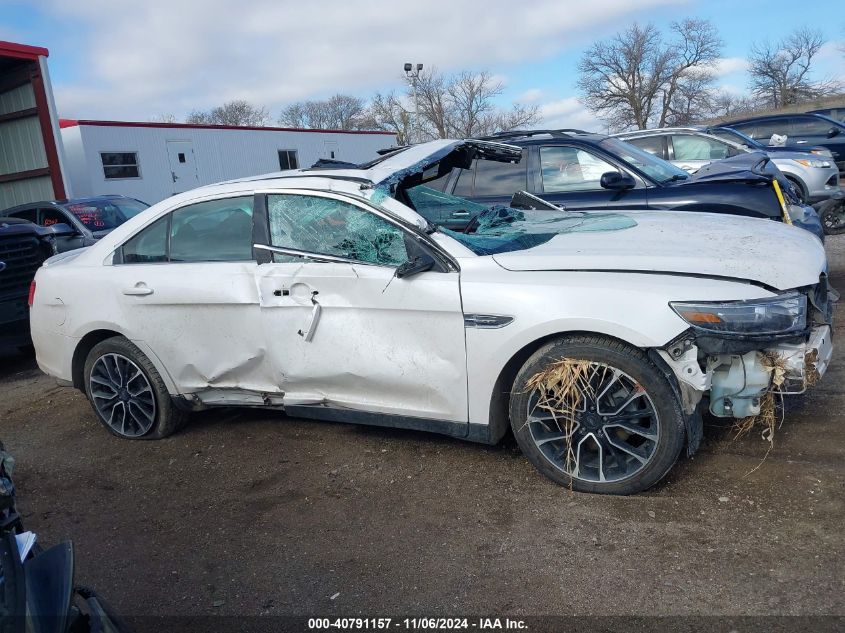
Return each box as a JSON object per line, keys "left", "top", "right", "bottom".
{"left": 599, "top": 138, "right": 689, "bottom": 184}
{"left": 403, "top": 183, "right": 636, "bottom": 256}
{"left": 442, "top": 207, "right": 637, "bottom": 255}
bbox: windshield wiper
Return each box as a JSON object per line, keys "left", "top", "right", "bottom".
{"left": 662, "top": 174, "right": 689, "bottom": 184}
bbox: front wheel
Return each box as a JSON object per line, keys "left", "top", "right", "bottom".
{"left": 509, "top": 335, "right": 685, "bottom": 495}
{"left": 83, "top": 336, "right": 187, "bottom": 439}
{"left": 819, "top": 197, "right": 845, "bottom": 235}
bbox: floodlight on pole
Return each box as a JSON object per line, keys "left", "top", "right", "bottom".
{"left": 404, "top": 62, "right": 424, "bottom": 144}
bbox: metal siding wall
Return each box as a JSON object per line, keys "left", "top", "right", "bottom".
{"left": 0, "top": 83, "right": 36, "bottom": 116}
{"left": 65, "top": 125, "right": 394, "bottom": 204}
{"left": 0, "top": 175, "right": 52, "bottom": 209}
{"left": 0, "top": 116, "right": 48, "bottom": 175}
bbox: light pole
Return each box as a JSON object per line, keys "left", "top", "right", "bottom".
{"left": 404, "top": 62, "right": 423, "bottom": 144}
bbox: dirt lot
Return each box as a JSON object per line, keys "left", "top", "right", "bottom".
{"left": 2, "top": 237, "right": 844, "bottom": 624}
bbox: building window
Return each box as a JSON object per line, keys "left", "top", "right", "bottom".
{"left": 278, "top": 150, "right": 299, "bottom": 171}
{"left": 101, "top": 152, "right": 140, "bottom": 179}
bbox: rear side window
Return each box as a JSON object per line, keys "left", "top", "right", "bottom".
{"left": 792, "top": 117, "right": 835, "bottom": 136}
{"left": 671, "top": 135, "right": 729, "bottom": 161}
{"left": 9, "top": 208, "right": 37, "bottom": 223}
{"left": 746, "top": 120, "right": 789, "bottom": 142}
{"left": 122, "top": 216, "right": 168, "bottom": 263}
{"left": 170, "top": 197, "right": 254, "bottom": 262}
{"left": 120, "top": 196, "right": 254, "bottom": 264}
{"left": 472, "top": 158, "right": 526, "bottom": 197}
{"left": 626, "top": 136, "right": 665, "bottom": 158}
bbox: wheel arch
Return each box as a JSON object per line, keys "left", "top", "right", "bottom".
{"left": 485, "top": 330, "right": 650, "bottom": 445}
{"left": 783, "top": 173, "right": 808, "bottom": 199}
{"left": 71, "top": 329, "right": 179, "bottom": 396}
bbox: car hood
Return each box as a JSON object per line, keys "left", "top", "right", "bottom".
{"left": 681, "top": 152, "right": 778, "bottom": 185}
{"left": 491, "top": 210, "right": 825, "bottom": 291}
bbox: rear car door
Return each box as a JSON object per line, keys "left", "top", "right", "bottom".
{"left": 252, "top": 190, "right": 468, "bottom": 425}
{"left": 668, "top": 134, "right": 732, "bottom": 173}
{"left": 108, "top": 193, "right": 270, "bottom": 395}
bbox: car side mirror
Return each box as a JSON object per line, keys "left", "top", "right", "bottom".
{"left": 47, "top": 222, "right": 76, "bottom": 237}
{"left": 828, "top": 127, "right": 841, "bottom": 139}
{"left": 600, "top": 171, "right": 636, "bottom": 190}
{"left": 395, "top": 253, "right": 435, "bottom": 279}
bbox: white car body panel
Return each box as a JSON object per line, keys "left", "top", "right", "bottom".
{"left": 29, "top": 139, "right": 831, "bottom": 443}
{"left": 490, "top": 210, "right": 825, "bottom": 290}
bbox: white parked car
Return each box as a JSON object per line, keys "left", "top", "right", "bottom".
{"left": 30, "top": 139, "right": 834, "bottom": 494}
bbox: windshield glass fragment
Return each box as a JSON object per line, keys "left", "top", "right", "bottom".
{"left": 442, "top": 207, "right": 638, "bottom": 255}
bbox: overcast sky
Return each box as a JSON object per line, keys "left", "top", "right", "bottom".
{"left": 2, "top": 0, "right": 843, "bottom": 131}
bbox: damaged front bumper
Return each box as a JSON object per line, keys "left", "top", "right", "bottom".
{"left": 658, "top": 324, "right": 832, "bottom": 419}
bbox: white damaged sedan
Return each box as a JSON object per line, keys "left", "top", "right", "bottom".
{"left": 30, "top": 139, "right": 834, "bottom": 494}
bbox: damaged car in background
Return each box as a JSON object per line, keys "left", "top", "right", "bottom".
{"left": 29, "top": 139, "right": 835, "bottom": 494}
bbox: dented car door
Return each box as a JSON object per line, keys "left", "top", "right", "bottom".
{"left": 253, "top": 191, "right": 468, "bottom": 424}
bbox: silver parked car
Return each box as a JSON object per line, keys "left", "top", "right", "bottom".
{"left": 613, "top": 128, "right": 840, "bottom": 204}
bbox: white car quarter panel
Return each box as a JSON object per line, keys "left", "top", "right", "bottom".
{"left": 457, "top": 258, "right": 774, "bottom": 427}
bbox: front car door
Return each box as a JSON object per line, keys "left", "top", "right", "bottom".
{"left": 252, "top": 190, "right": 469, "bottom": 427}
{"left": 535, "top": 144, "right": 648, "bottom": 210}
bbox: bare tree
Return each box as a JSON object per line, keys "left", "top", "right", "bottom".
{"left": 367, "top": 92, "right": 412, "bottom": 144}
{"left": 402, "top": 68, "right": 540, "bottom": 140}
{"left": 577, "top": 20, "right": 722, "bottom": 130}
{"left": 748, "top": 28, "right": 839, "bottom": 107}
{"left": 186, "top": 100, "right": 270, "bottom": 126}
{"left": 149, "top": 113, "right": 177, "bottom": 123}
{"left": 659, "top": 19, "right": 722, "bottom": 126}
{"left": 279, "top": 94, "right": 371, "bottom": 130}
{"left": 710, "top": 92, "right": 759, "bottom": 119}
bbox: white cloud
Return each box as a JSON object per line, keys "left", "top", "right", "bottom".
{"left": 539, "top": 97, "right": 605, "bottom": 133}
{"left": 43, "top": 0, "right": 684, "bottom": 120}
{"left": 517, "top": 88, "right": 544, "bottom": 103}
{"left": 712, "top": 57, "right": 748, "bottom": 78}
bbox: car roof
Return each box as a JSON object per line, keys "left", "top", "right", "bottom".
{"left": 726, "top": 112, "right": 845, "bottom": 127}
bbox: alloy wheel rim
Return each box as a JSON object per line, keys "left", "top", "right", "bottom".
{"left": 525, "top": 361, "right": 660, "bottom": 484}
{"left": 89, "top": 353, "right": 156, "bottom": 437}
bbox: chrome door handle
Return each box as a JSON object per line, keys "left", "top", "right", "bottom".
{"left": 451, "top": 210, "right": 470, "bottom": 217}
{"left": 796, "top": 140, "right": 807, "bottom": 144}
{"left": 123, "top": 284, "right": 153, "bottom": 296}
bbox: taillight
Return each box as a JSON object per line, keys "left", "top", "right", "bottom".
{"left": 28, "top": 280, "right": 36, "bottom": 307}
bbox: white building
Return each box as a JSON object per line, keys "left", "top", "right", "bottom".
{"left": 59, "top": 119, "right": 396, "bottom": 205}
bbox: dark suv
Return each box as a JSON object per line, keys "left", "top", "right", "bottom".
{"left": 415, "top": 129, "right": 821, "bottom": 237}
{"left": 0, "top": 218, "right": 56, "bottom": 353}
{"left": 724, "top": 114, "right": 845, "bottom": 176}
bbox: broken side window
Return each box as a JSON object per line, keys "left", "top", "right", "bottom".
{"left": 267, "top": 194, "right": 409, "bottom": 267}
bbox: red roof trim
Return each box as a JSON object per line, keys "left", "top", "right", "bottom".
{"left": 58, "top": 118, "right": 395, "bottom": 135}
{"left": 0, "top": 41, "right": 49, "bottom": 61}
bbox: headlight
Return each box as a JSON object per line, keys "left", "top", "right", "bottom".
{"left": 795, "top": 159, "right": 832, "bottom": 168}
{"left": 670, "top": 293, "right": 807, "bottom": 335}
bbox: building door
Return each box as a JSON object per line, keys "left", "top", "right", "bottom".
{"left": 323, "top": 141, "right": 339, "bottom": 160}
{"left": 166, "top": 140, "right": 199, "bottom": 194}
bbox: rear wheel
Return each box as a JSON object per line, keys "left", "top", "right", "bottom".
{"left": 83, "top": 336, "right": 187, "bottom": 439}
{"left": 509, "top": 335, "right": 685, "bottom": 495}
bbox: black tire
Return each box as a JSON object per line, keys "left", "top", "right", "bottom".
{"left": 818, "top": 198, "right": 845, "bottom": 235}
{"left": 509, "top": 335, "right": 685, "bottom": 495}
{"left": 83, "top": 336, "right": 187, "bottom": 439}
{"left": 784, "top": 177, "right": 807, "bottom": 205}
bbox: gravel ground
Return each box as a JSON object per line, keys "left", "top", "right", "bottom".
{"left": 1, "top": 236, "right": 844, "bottom": 626}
